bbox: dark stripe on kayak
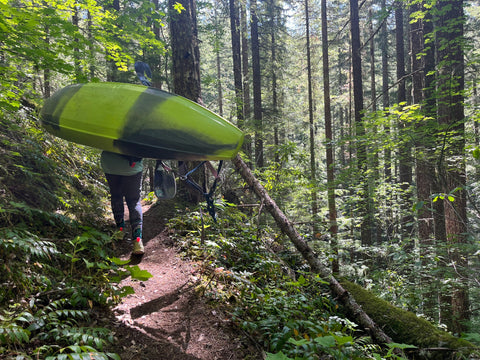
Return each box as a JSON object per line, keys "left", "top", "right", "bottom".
{"left": 121, "top": 87, "right": 172, "bottom": 138}
{"left": 40, "top": 84, "right": 84, "bottom": 130}
{"left": 115, "top": 128, "right": 238, "bottom": 160}
{"left": 117, "top": 87, "right": 235, "bottom": 159}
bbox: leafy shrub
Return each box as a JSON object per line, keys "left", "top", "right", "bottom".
{"left": 166, "top": 205, "right": 397, "bottom": 359}
{"left": 0, "top": 225, "right": 150, "bottom": 358}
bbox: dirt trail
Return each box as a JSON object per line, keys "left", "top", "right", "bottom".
{"left": 108, "top": 200, "right": 260, "bottom": 360}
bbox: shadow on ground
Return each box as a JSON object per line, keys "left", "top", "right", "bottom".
{"left": 105, "top": 200, "right": 260, "bottom": 359}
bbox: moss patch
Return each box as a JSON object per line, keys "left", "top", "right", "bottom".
{"left": 340, "top": 280, "right": 478, "bottom": 357}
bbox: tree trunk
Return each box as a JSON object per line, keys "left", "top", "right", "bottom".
{"left": 435, "top": 0, "right": 468, "bottom": 335}
{"left": 321, "top": 0, "right": 338, "bottom": 274}
{"left": 72, "top": 4, "right": 82, "bottom": 83}
{"left": 369, "top": 8, "right": 376, "bottom": 114}
{"left": 395, "top": 3, "right": 414, "bottom": 242}
{"left": 169, "top": 0, "right": 203, "bottom": 203}
{"left": 87, "top": 10, "right": 96, "bottom": 80}
{"left": 214, "top": 3, "right": 223, "bottom": 116}
{"left": 169, "top": 0, "right": 201, "bottom": 103}
{"left": 229, "top": 0, "right": 244, "bottom": 129}
{"left": 410, "top": 0, "right": 436, "bottom": 320}
{"left": 368, "top": 6, "right": 379, "bottom": 244}
{"left": 381, "top": 0, "right": 392, "bottom": 241}
{"left": 421, "top": 4, "right": 448, "bottom": 326}
{"left": 240, "top": 2, "right": 252, "bottom": 160}
{"left": 268, "top": 0, "right": 279, "bottom": 165}
{"left": 350, "top": 0, "right": 371, "bottom": 246}
{"left": 250, "top": 0, "right": 264, "bottom": 168}
{"left": 305, "top": 0, "right": 319, "bottom": 233}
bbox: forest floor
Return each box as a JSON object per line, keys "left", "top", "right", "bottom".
{"left": 105, "top": 200, "right": 262, "bottom": 360}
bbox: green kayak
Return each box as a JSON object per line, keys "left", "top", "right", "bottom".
{"left": 40, "top": 82, "right": 244, "bottom": 160}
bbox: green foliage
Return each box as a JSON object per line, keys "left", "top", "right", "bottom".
{"left": 166, "top": 206, "right": 405, "bottom": 359}
{"left": 237, "top": 277, "right": 370, "bottom": 360}
{"left": 0, "top": 225, "right": 151, "bottom": 358}
{"left": 0, "top": 0, "right": 167, "bottom": 113}
{"left": 0, "top": 228, "right": 60, "bottom": 302}
{"left": 0, "top": 111, "right": 107, "bottom": 230}
{"left": 0, "top": 301, "right": 119, "bottom": 359}
{"left": 341, "top": 280, "right": 475, "bottom": 354}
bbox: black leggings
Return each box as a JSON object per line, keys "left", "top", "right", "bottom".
{"left": 105, "top": 172, "right": 143, "bottom": 231}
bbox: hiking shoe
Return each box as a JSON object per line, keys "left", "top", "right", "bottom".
{"left": 132, "top": 226, "right": 142, "bottom": 239}
{"left": 132, "top": 227, "right": 144, "bottom": 255}
{"left": 113, "top": 220, "right": 125, "bottom": 240}
{"left": 132, "top": 237, "right": 144, "bottom": 255}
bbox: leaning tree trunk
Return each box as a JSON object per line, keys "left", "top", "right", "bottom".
{"left": 232, "top": 154, "right": 392, "bottom": 345}
{"left": 232, "top": 154, "right": 475, "bottom": 356}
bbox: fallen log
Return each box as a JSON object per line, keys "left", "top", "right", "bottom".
{"left": 232, "top": 154, "right": 477, "bottom": 357}
{"left": 232, "top": 154, "right": 393, "bottom": 345}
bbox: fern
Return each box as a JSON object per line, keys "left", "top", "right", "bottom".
{"left": 0, "top": 323, "right": 31, "bottom": 345}
{"left": 57, "top": 327, "right": 113, "bottom": 350}
{"left": 1, "top": 300, "right": 119, "bottom": 359}
{"left": 0, "top": 228, "right": 57, "bottom": 251}
{"left": 44, "top": 345, "right": 121, "bottom": 360}
{"left": 0, "top": 229, "right": 60, "bottom": 259}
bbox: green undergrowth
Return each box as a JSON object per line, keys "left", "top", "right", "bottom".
{"left": 166, "top": 203, "right": 414, "bottom": 359}
{"left": 341, "top": 280, "right": 479, "bottom": 359}
{"left": 0, "top": 209, "right": 153, "bottom": 359}
{"left": 0, "top": 112, "right": 152, "bottom": 359}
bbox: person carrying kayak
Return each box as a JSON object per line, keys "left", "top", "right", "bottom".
{"left": 101, "top": 151, "right": 144, "bottom": 255}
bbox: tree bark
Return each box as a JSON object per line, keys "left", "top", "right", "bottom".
{"left": 169, "top": 0, "right": 203, "bottom": 203}
{"left": 250, "top": 0, "right": 264, "bottom": 168}
{"left": 305, "top": 0, "right": 319, "bottom": 233}
{"left": 321, "top": 0, "right": 338, "bottom": 274}
{"left": 214, "top": 2, "right": 223, "bottom": 116}
{"left": 229, "top": 0, "right": 243, "bottom": 128}
{"left": 380, "top": 0, "right": 392, "bottom": 241}
{"left": 410, "top": 0, "right": 436, "bottom": 320}
{"left": 395, "top": 3, "right": 414, "bottom": 241}
{"left": 240, "top": 2, "right": 252, "bottom": 160}
{"left": 350, "top": 0, "right": 371, "bottom": 246}
{"left": 268, "top": 0, "right": 279, "bottom": 165}
{"left": 169, "top": 0, "right": 201, "bottom": 103}
{"left": 435, "top": 0, "right": 468, "bottom": 335}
